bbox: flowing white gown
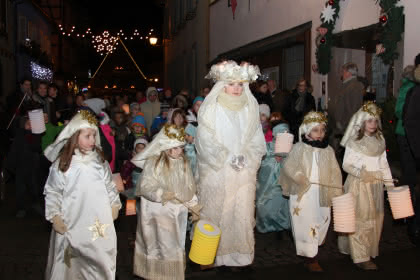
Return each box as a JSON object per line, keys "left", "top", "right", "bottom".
{"left": 196, "top": 102, "right": 266, "bottom": 266}
{"left": 44, "top": 150, "right": 121, "bottom": 280}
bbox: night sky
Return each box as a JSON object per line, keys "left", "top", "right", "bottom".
{"left": 73, "top": 0, "right": 164, "bottom": 89}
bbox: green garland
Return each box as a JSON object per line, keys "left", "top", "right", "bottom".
{"left": 316, "top": 0, "right": 404, "bottom": 75}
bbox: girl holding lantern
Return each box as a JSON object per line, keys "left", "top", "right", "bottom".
{"left": 43, "top": 110, "right": 121, "bottom": 280}
{"left": 338, "top": 101, "right": 394, "bottom": 270}
{"left": 195, "top": 61, "right": 266, "bottom": 267}
{"left": 131, "top": 123, "right": 200, "bottom": 280}
{"left": 279, "top": 111, "right": 343, "bottom": 272}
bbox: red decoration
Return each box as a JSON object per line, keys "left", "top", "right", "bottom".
{"left": 380, "top": 15, "right": 388, "bottom": 24}
{"left": 328, "top": 0, "right": 335, "bottom": 5}
{"left": 231, "top": 0, "right": 238, "bottom": 19}
{"left": 320, "top": 37, "right": 326, "bottom": 44}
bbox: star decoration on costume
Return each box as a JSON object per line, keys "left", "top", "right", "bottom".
{"left": 321, "top": 5, "right": 336, "bottom": 23}
{"left": 293, "top": 206, "right": 302, "bottom": 216}
{"left": 64, "top": 245, "right": 74, "bottom": 268}
{"left": 310, "top": 227, "right": 317, "bottom": 238}
{"left": 88, "top": 218, "right": 110, "bottom": 241}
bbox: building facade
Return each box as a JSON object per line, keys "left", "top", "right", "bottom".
{"left": 163, "top": 0, "right": 209, "bottom": 95}
{"left": 0, "top": 0, "right": 16, "bottom": 103}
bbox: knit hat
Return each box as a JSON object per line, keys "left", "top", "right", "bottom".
{"left": 84, "top": 98, "right": 106, "bottom": 115}
{"left": 130, "top": 102, "right": 140, "bottom": 111}
{"left": 298, "top": 111, "right": 328, "bottom": 142}
{"left": 160, "top": 102, "right": 170, "bottom": 113}
{"left": 193, "top": 96, "right": 204, "bottom": 106}
{"left": 185, "top": 123, "right": 197, "bottom": 137}
{"left": 134, "top": 137, "right": 148, "bottom": 148}
{"left": 132, "top": 113, "right": 146, "bottom": 128}
{"left": 340, "top": 101, "right": 382, "bottom": 147}
{"left": 99, "top": 111, "right": 110, "bottom": 125}
{"left": 131, "top": 124, "right": 186, "bottom": 168}
{"left": 259, "top": 104, "right": 270, "bottom": 117}
{"left": 146, "top": 87, "right": 158, "bottom": 97}
{"left": 44, "top": 110, "right": 100, "bottom": 162}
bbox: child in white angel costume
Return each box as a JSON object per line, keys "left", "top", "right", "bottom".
{"left": 279, "top": 111, "right": 343, "bottom": 272}
{"left": 131, "top": 123, "right": 200, "bottom": 280}
{"left": 338, "top": 101, "right": 394, "bottom": 270}
{"left": 43, "top": 110, "right": 122, "bottom": 280}
{"left": 195, "top": 61, "right": 267, "bottom": 267}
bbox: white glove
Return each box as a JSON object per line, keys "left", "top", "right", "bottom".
{"left": 52, "top": 215, "right": 68, "bottom": 235}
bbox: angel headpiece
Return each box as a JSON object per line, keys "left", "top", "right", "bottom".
{"left": 44, "top": 110, "right": 100, "bottom": 162}
{"left": 205, "top": 60, "right": 260, "bottom": 83}
{"left": 298, "top": 111, "right": 328, "bottom": 142}
{"left": 131, "top": 124, "right": 186, "bottom": 169}
{"left": 340, "top": 101, "right": 382, "bottom": 147}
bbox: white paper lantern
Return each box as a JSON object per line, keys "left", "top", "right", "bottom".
{"left": 275, "top": 132, "right": 294, "bottom": 155}
{"left": 388, "top": 186, "right": 414, "bottom": 219}
{"left": 332, "top": 193, "right": 356, "bottom": 233}
{"left": 28, "top": 109, "right": 46, "bottom": 134}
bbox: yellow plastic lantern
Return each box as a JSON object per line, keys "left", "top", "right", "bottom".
{"left": 189, "top": 220, "right": 221, "bottom": 265}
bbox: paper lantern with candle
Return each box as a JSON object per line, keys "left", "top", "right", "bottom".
{"left": 189, "top": 220, "right": 221, "bottom": 265}
{"left": 388, "top": 186, "right": 414, "bottom": 219}
{"left": 275, "top": 132, "right": 294, "bottom": 156}
{"left": 28, "top": 109, "right": 46, "bottom": 134}
{"left": 125, "top": 199, "right": 136, "bottom": 216}
{"left": 332, "top": 193, "right": 356, "bottom": 233}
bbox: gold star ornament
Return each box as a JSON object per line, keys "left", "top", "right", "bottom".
{"left": 293, "top": 206, "right": 301, "bottom": 216}
{"left": 310, "top": 227, "right": 317, "bottom": 238}
{"left": 88, "top": 218, "right": 110, "bottom": 241}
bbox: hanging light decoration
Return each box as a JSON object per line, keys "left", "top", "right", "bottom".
{"left": 92, "top": 31, "right": 118, "bottom": 55}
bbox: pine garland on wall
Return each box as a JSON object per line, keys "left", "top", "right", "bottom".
{"left": 315, "top": 0, "right": 404, "bottom": 75}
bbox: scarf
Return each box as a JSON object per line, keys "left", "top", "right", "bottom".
{"left": 217, "top": 91, "right": 248, "bottom": 111}
{"left": 294, "top": 91, "right": 306, "bottom": 112}
{"left": 301, "top": 135, "right": 329, "bottom": 149}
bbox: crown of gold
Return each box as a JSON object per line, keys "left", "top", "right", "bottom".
{"left": 79, "top": 110, "right": 98, "bottom": 126}
{"left": 164, "top": 124, "right": 186, "bottom": 142}
{"left": 302, "top": 111, "right": 328, "bottom": 125}
{"left": 362, "top": 101, "right": 382, "bottom": 117}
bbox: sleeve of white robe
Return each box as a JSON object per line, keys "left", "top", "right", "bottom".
{"left": 103, "top": 161, "right": 122, "bottom": 209}
{"left": 44, "top": 163, "right": 65, "bottom": 222}
{"left": 196, "top": 123, "right": 230, "bottom": 171}
{"left": 242, "top": 124, "right": 267, "bottom": 170}
{"left": 342, "top": 146, "right": 364, "bottom": 178}
{"left": 378, "top": 151, "right": 393, "bottom": 186}
{"left": 138, "top": 158, "right": 165, "bottom": 202}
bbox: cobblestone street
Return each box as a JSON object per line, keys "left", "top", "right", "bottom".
{"left": 0, "top": 181, "right": 419, "bottom": 279}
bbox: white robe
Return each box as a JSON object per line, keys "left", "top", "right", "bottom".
{"left": 196, "top": 104, "right": 266, "bottom": 266}
{"left": 134, "top": 156, "right": 197, "bottom": 280}
{"left": 44, "top": 150, "right": 121, "bottom": 280}
{"left": 289, "top": 148, "right": 331, "bottom": 258}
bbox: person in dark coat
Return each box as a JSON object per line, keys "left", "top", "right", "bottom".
{"left": 5, "top": 116, "right": 43, "bottom": 218}
{"left": 288, "top": 78, "right": 316, "bottom": 140}
{"left": 403, "top": 54, "right": 420, "bottom": 245}
{"left": 253, "top": 80, "right": 274, "bottom": 110}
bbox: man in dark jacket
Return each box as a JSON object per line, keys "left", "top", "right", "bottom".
{"left": 403, "top": 54, "right": 420, "bottom": 245}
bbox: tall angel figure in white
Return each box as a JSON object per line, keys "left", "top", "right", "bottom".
{"left": 196, "top": 61, "right": 266, "bottom": 267}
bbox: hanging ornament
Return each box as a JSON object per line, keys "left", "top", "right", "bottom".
{"left": 320, "top": 37, "right": 326, "bottom": 44}
{"left": 328, "top": 0, "right": 334, "bottom": 6}
{"left": 317, "top": 27, "right": 328, "bottom": 36}
{"left": 312, "top": 64, "right": 319, "bottom": 73}
{"left": 321, "top": 5, "right": 336, "bottom": 23}
{"left": 379, "top": 14, "right": 388, "bottom": 25}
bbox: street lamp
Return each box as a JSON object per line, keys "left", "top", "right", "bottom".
{"left": 149, "top": 37, "right": 158, "bottom": 46}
